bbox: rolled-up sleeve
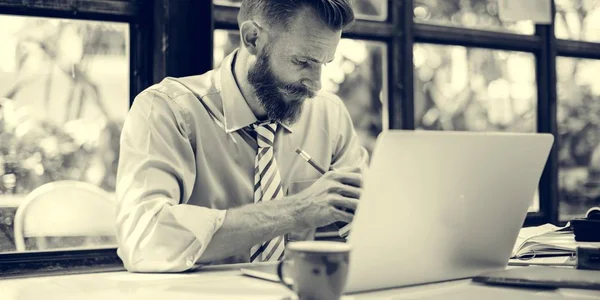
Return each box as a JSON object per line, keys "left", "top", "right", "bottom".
{"left": 331, "top": 97, "right": 370, "bottom": 174}
{"left": 115, "top": 90, "right": 226, "bottom": 273}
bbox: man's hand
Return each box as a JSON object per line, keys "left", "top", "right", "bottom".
{"left": 200, "top": 171, "right": 363, "bottom": 263}
{"left": 291, "top": 171, "right": 363, "bottom": 229}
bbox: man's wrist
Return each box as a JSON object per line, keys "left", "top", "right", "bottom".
{"left": 283, "top": 194, "right": 311, "bottom": 230}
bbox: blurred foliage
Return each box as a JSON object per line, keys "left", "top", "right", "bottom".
{"left": 414, "top": 0, "right": 534, "bottom": 34}
{"left": 557, "top": 57, "right": 600, "bottom": 219}
{"left": 414, "top": 44, "right": 536, "bottom": 132}
{"left": 555, "top": 0, "right": 600, "bottom": 42}
{"left": 213, "top": 30, "right": 385, "bottom": 156}
{"left": 0, "top": 16, "right": 127, "bottom": 196}
{"left": 414, "top": 0, "right": 600, "bottom": 40}
{"left": 0, "top": 98, "right": 95, "bottom": 194}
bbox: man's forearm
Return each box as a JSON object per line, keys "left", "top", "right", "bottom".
{"left": 198, "top": 196, "right": 308, "bottom": 263}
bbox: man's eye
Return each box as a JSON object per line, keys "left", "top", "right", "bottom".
{"left": 295, "top": 60, "right": 310, "bottom": 68}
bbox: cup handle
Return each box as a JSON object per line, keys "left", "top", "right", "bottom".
{"left": 277, "top": 260, "right": 294, "bottom": 291}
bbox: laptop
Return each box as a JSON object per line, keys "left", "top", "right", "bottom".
{"left": 242, "top": 130, "right": 554, "bottom": 293}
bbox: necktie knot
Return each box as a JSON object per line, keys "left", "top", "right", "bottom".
{"left": 252, "top": 122, "right": 277, "bottom": 148}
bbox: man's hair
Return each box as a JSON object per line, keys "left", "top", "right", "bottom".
{"left": 238, "top": 0, "right": 355, "bottom": 31}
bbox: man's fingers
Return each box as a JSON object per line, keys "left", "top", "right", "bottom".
{"left": 327, "top": 183, "right": 361, "bottom": 199}
{"left": 333, "top": 209, "right": 354, "bottom": 224}
{"left": 329, "top": 196, "right": 359, "bottom": 212}
{"left": 328, "top": 171, "right": 363, "bottom": 187}
{"left": 339, "top": 185, "right": 361, "bottom": 199}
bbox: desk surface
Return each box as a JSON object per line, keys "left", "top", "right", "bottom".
{"left": 0, "top": 263, "right": 598, "bottom": 300}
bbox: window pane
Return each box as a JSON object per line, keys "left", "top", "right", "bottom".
{"left": 0, "top": 15, "right": 129, "bottom": 252}
{"left": 213, "top": 0, "right": 388, "bottom": 21}
{"left": 414, "top": 0, "right": 535, "bottom": 35}
{"left": 214, "top": 29, "right": 387, "bottom": 156}
{"left": 555, "top": 0, "right": 600, "bottom": 42}
{"left": 414, "top": 43, "right": 539, "bottom": 211}
{"left": 557, "top": 57, "right": 600, "bottom": 221}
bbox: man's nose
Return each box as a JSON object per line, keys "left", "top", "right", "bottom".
{"left": 302, "top": 65, "right": 323, "bottom": 93}
{"left": 301, "top": 78, "right": 322, "bottom": 94}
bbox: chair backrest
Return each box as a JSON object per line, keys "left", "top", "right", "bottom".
{"left": 13, "top": 180, "right": 116, "bottom": 251}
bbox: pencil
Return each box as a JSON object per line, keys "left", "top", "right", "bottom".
{"left": 295, "top": 147, "right": 353, "bottom": 238}
{"left": 295, "top": 148, "right": 327, "bottom": 174}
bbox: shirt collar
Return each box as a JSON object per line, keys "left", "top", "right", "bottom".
{"left": 219, "top": 49, "right": 293, "bottom": 133}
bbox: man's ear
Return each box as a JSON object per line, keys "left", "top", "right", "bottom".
{"left": 240, "top": 21, "right": 262, "bottom": 56}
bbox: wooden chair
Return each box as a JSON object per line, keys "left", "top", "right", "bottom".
{"left": 13, "top": 180, "right": 116, "bottom": 251}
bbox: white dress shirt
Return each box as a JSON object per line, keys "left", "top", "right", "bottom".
{"left": 115, "top": 49, "right": 368, "bottom": 272}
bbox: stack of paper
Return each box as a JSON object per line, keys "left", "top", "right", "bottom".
{"left": 508, "top": 255, "right": 575, "bottom": 267}
{"left": 512, "top": 225, "right": 570, "bottom": 258}
{"left": 512, "top": 223, "right": 600, "bottom": 259}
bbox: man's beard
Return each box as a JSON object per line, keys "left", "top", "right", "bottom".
{"left": 247, "top": 47, "right": 315, "bottom": 125}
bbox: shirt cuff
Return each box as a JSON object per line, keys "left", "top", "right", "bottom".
{"left": 169, "top": 205, "right": 227, "bottom": 262}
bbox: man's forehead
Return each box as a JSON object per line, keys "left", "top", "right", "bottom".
{"left": 274, "top": 36, "right": 337, "bottom": 62}
{"left": 263, "top": 6, "right": 340, "bottom": 61}
{"left": 285, "top": 7, "right": 339, "bottom": 36}
{"left": 274, "top": 13, "right": 340, "bottom": 56}
{"left": 294, "top": 46, "right": 336, "bottom": 62}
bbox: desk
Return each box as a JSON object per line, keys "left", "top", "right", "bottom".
{"left": 0, "top": 263, "right": 598, "bottom": 300}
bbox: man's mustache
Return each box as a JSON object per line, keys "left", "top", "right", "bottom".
{"left": 280, "top": 84, "right": 315, "bottom": 99}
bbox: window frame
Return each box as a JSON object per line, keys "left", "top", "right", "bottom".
{"left": 2, "top": 0, "right": 600, "bottom": 278}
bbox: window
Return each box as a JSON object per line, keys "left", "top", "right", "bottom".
{"left": 213, "top": 30, "right": 387, "bottom": 155}
{"left": 0, "top": 14, "right": 129, "bottom": 253}
{"left": 557, "top": 57, "right": 600, "bottom": 220}
{"left": 0, "top": 0, "right": 598, "bottom": 277}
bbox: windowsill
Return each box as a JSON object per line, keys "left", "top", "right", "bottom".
{"left": 0, "top": 247, "right": 124, "bottom": 279}
{"left": 1, "top": 245, "right": 119, "bottom": 254}
{"left": 0, "top": 193, "right": 116, "bottom": 208}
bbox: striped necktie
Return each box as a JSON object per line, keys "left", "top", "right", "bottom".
{"left": 250, "top": 122, "right": 286, "bottom": 262}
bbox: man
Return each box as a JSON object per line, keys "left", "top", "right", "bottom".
{"left": 116, "top": 0, "right": 368, "bottom": 272}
